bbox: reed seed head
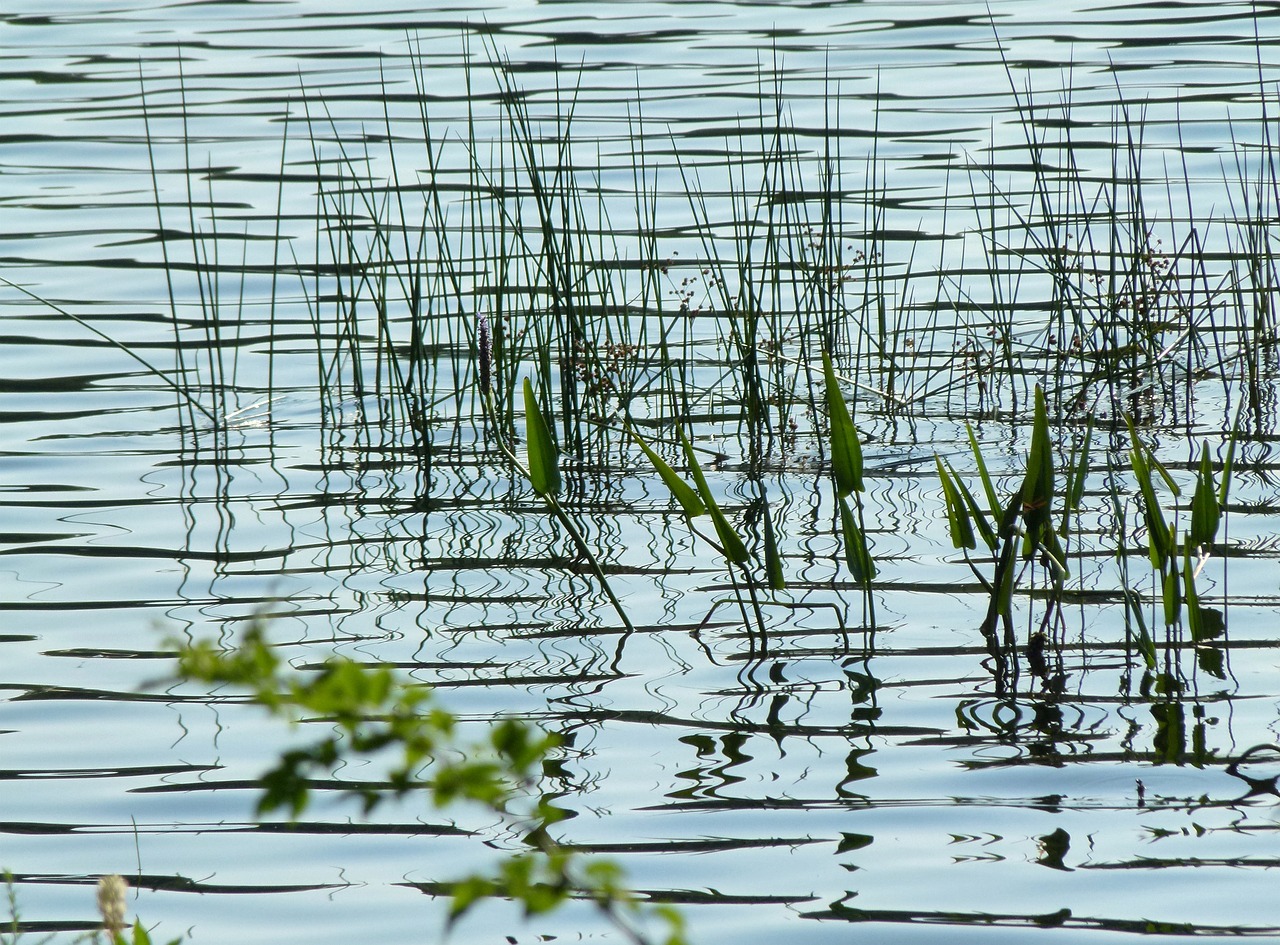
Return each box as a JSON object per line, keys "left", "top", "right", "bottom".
{"left": 97, "top": 874, "right": 128, "bottom": 938}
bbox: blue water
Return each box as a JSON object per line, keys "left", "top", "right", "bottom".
{"left": 2, "top": 3, "right": 1279, "bottom": 943}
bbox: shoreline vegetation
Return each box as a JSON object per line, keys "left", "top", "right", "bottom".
{"left": 4, "top": 34, "right": 1277, "bottom": 943}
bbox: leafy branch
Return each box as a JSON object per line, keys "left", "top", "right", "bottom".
{"left": 173, "top": 623, "right": 687, "bottom": 944}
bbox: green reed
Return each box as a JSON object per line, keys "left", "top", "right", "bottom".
{"left": 23, "top": 42, "right": 1276, "bottom": 687}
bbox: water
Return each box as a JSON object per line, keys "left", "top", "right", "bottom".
{"left": 3, "top": 2, "right": 1280, "bottom": 943}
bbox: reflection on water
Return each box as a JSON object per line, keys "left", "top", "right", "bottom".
{"left": 3, "top": 2, "right": 1280, "bottom": 943}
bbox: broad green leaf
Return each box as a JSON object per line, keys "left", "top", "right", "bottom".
{"left": 1019, "top": 385, "right": 1055, "bottom": 540}
{"left": 936, "top": 457, "right": 975, "bottom": 550}
{"left": 522, "top": 378, "right": 561, "bottom": 498}
{"left": 1129, "top": 441, "right": 1172, "bottom": 567}
{"left": 837, "top": 493, "right": 875, "bottom": 586}
{"left": 625, "top": 423, "right": 705, "bottom": 518}
{"left": 994, "top": 488, "right": 1023, "bottom": 618}
{"left": 1125, "top": 412, "right": 1181, "bottom": 499}
{"left": 1188, "top": 443, "right": 1220, "bottom": 549}
{"left": 679, "top": 427, "right": 750, "bottom": 565}
{"left": 822, "top": 351, "right": 863, "bottom": 496}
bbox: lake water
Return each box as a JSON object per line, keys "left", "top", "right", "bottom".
{"left": 3, "top": 2, "right": 1280, "bottom": 943}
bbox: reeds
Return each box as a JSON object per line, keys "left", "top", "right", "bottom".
{"left": 28, "top": 44, "right": 1273, "bottom": 688}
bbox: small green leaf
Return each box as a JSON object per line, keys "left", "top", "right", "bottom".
{"left": 946, "top": 459, "right": 997, "bottom": 551}
{"left": 625, "top": 423, "right": 705, "bottom": 518}
{"left": 1184, "top": 549, "right": 1203, "bottom": 641}
{"left": 522, "top": 377, "right": 561, "bottom": 498}
{"left": 1219, "top": 426, "right": 1237, "bottom": 506}
{"left": 936, "top": 457, "right": 976, "bottom": 550}
{"left": 1019, "top": 385, "right": 1055, "bottom": 541}
{"left": 679, "top": 427, "right": 750, "bottom": 565}
{"left": 1189, "top": 443, "right": 1220, "bottom": 549}
{"left": 1123, "top": 589, "right": 1158, "bottom": 670}
{"left": 965, "top": 421, "right": 1003, "bottom": 524}
{"left": 822, "top": 351, "right": 864, "bottom": 497}
{"left": 837, "top": 493, "right": 875, "bottom": 586}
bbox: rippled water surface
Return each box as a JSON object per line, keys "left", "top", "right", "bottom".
{"left": 3, "top": 2, "right": 1280, "bottom": 943}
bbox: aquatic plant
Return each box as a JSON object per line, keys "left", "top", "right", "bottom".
{"left": 1121, "top": 414, "right": 1236, "bottom": 674}
{"left": 821, "top": 351, "right": 876, "bottom": 628}
{"left": 0, "top": 873, "right": 178, "bottom": 945}
{"left": 934, "top": 386, "right": 1091, "bottom": 686}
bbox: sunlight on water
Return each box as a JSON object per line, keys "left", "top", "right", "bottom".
{"left": 1, "top": 2, "right": 1279, "bottom": 943}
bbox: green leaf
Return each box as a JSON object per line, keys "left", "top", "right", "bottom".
{"left": 965, "top": 421, "right": 1003, "bottom": 524}
{"left": 1219, "top": 425, "right": 1237, "bottom": 506}
{"left": 1150, "top": 453, "right": 1182, "bottom": 498}
{"left": 447, "top": 874, "right": 496, "bottom": 925}
{"left": 1162, "top": 557, "right": 1181, "bottom": 628}
{"left": 1184, "top": 549, "right": 1203, "bottom": 641}
{"left": 679, "top": 427, "right": 750, "bottom": 565}
{"left": 1189, "top": 443, "right": 1220, "bottom": 549}
{"left": 1129, "top": 438, "right": 1173, "bottom": 568}
{"left": 1123, "top": 589, "right": 1158, "bottom": 670}
{"left": 625, "top": 423, "right": 705, "bottom": 518}
{"left": 1019, "top": 385, "right": 1055, "bottom": 541}
{"left": 837, "top": 493, "right": 875, "bottom": 586}
{"left": 946, "top": 459, "right": 997, "bottom": 551}
{"left": 822, "top": 351, "right": 863, "bottom": 496}
{"left": 994, "top": 488, "right": 1023, "bottom": 618}
{"left": 522, "top": 377, "right": 561, "bottom": 498}
{"left": 936, "top": 457, "right": 976, "bottom": 550}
